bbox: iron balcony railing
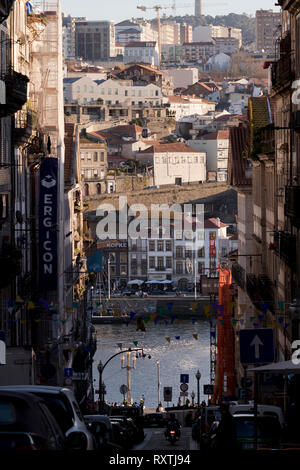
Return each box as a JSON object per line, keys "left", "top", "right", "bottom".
{"left": 0, "top": 69, "right": 29, "bottom": 118}
{"left": 285, "top": 186, "right": 300, "bottom": 228}
{"left": 274, "top": 230, "right": 297, "bottom": 269}
{"left": 232, "top": 262, "right": 246, "bottom": 289}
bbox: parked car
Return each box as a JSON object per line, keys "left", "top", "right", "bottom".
{"left": 122, "top": 289, "right": 134, "bottom": 297}
{"left": 143, "top": 412, "right": 167, "bottom": 428}
{"left": 84, "top": 415, "right": 122, "bottom": 451}
{"left": 0, "top": 386, "right": 95, "bottom": 450}
{"left": 110, "top": 421, "right": 127, "bottom": 449}
{"left": 0, "top": 391, "right": 67, "bottom": 450}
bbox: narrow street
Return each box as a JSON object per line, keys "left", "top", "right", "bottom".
{"left": 134, "top": 428, "right": 199, "bottom": 451}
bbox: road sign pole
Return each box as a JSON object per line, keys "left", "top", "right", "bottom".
{"left": 243, "top": 365, "right": 248, "bottom": 404}
{"left": 254, "top": 371, "right": 258, "bottom": 451}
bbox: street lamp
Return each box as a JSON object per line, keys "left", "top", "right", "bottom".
{"left": 196, "top": 370, "right": 201, "bottom": 406}
{"left": 121, "top": 351, "right": 136, "bottom": 404}
{"left": 191, "top": 390, "right": 195, "bottom": 407}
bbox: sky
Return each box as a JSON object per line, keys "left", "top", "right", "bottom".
{"left": 60, "top": 0, "right": 280, "bottom": 23}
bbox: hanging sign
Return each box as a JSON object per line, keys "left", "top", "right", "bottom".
{"left": 39, "top": 158, "right": 58, "bottom": 291}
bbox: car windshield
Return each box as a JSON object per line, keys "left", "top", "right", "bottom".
{"left": 236, "top": 418, "right": 281, "bottom": 439}
{"left": 33, "top": 393, "right": 74, "bottom": 433}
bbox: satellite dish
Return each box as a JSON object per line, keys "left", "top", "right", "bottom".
{"left": 16, "top": 211, "right": 24, "bottom": 224}
{"left": 186, "top": 258, "right": 193, "bottom": 274}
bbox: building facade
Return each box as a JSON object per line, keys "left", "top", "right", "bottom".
{"left": 255, "top": 9, "right": 281, "bottom": 54}
{"left": 75, "top": 20, "right": 116, "bottom": 61}
{"left": 124, "top": 41, "right": 159, "bottom": 67}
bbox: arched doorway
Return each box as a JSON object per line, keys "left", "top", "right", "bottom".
{"left": 178, "top": 278, "right": 189, "bottom": 291}
{"left": 84, "top": 183, "right": 89, "bottom": 196}
{"left": 96, "top": 183, "right": 101, "bottom": 195}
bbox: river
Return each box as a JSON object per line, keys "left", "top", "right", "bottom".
{"left": 92, "top": 319, "right": 211, "bottom": 408}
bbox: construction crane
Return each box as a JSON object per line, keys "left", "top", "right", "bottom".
{"left": 137, "top": 2, "right": 227, "bottom": 67}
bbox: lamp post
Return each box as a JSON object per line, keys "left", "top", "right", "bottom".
{"left": 121, "top": 351, "right": 136, "bottom": 404}
{"left": 196, "top": 370, "right": 201, "bottom": 406}
{"left": 97, "top": 348, "right": 147, "bottom": 412}
{"left": 191, "top": 391, "right": 195, "bottom": 407}
{"left": 157, "top": 360, "right": 161, "bottom": 410}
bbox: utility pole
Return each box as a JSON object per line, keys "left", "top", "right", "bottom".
{"left": 121, "top": 351, "right": 136, "bottom": 404}
{"left": 157, "top": 360, "right": 161, "bottom": 409}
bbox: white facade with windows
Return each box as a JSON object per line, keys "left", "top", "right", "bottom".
{"left": 124, "top": 41, "right": 159, "bottom": 67}
{"left": 64, "top": 76, "right": 163, "bottom": 106}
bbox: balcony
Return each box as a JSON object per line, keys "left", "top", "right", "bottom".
{"left": 232, "top": 262, "right": 246, "bottom": 289}
{"left": 274, "top": 231, "right": 297, "bottom": 269}
{"left": 0, "top": 69, "right": 29, "bottom": 118}
{"left": 246, "top": 273, "right": 275, "bottom": 313}
{"left": 13, "top": 107, "right": 38, "bottom": 141}
{"left": 155, "top": 266, "right": 166, "bottom": 271}
{"left": 0, "top": 0, "right": 15, "bottom": 23}
{"left": 285, "top": 186, "right": 300, "bottom": 228}
{"left": 271, "top": 33, "right": 294, "bottom": 90}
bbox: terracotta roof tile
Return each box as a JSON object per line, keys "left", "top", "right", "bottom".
{"left": 138, "top": 142, "right": 204, "bottom": 154}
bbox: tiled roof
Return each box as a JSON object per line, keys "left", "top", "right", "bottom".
{"left": 228, "top": 125, "right": 251, "bottom": 187}
{"left": 64, "top": 77, "right": 81, "bottom": 84}
{"left": 138, "top": 142, "right": 203, "bottom": 154}
{"left": 217, "top": 130, "right": 230, "bottom": 140}
{"left": 199, "top": 132, "right": 218, "bottom": 140}
{"left": 204, "top": 218, "right": 228, "bottom": 229}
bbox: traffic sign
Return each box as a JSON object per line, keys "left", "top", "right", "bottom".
{"left": 64, "top": 368, "right": 73, "bottom": 378}
{"left": 180, "top": 383, "right": 188, "bottom": 392}
{"left": 203, "top": 384, "right": 214, "bottom": 395}
{"left": 64, "top": 378, "right": 72, "bottom": 386}
{"left": 239, "top": 328, "right": 274, "bottom": 365}
{"left": 163, "top": 387, "right": 172, "bottom": 402}
{"left": 120, "top": 384, "right": 128, "bottom": 395}
{"left": 180, "top": 374, "right": 189, "bottom": 384}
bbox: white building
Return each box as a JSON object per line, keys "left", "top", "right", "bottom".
{"left": 63, "top": 76, "right": 163, "bottom": 106}
{"left": 136, "top": 142, "right": 206, "bottom": 186}
{"left": 115, "top": 20, "right": 142, "bottom": 45}
{"left": 187, "top": 130, "right": 230, "bottom": 182}
{"left": 205, "top": 53, "right": 232, "bottom": 72}
{"left": 167, "top": 95, "right": 216, "bottom": 120}
{"left": 193, "top": 25, "right": 242, "bottom": 48}
{"left": 162, "top": 68, "right": 199, "bottom": 89}
{"left": 124, "top": 41, "right": 159, "bottom": 67}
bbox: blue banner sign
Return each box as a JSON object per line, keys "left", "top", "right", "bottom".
{"left": 39, "top": 158, "right": 58, "bottom": 291}
{"left": 87, "top": 250, "right": 103, "bottom": 273}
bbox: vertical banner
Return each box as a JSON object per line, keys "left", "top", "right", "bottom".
{"left": 39, "top": 158, "right": 58, "bottom": 291}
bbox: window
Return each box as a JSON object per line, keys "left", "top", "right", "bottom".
{"left": 80, "top": 153, "right": 85, "bottom": 160}
{"left": 166, "top": 257, "right": 172, "bottom": 269}
{"left": 115, "top": 89, "right": 118, "bottom": 95}
{"left": 185, "top": 247, "right": 192, "bottom": 258}
{"left": 132, "top": 89, "right": 135, "bottom": 96}
{"left": 120, "top": 265, "right": 127, "bottom": 276}
{"left": 149, "top": 256, "right": 155, "bottom": 268}
{"left": 94, "top": 152, "right": 98, "bottom": 162}
{"left": 166, "top": 240, "right": 172, "bottom": 251}
{"left": 108, "top": 88, "right": 112, "bottom": 95}
{"left": 120, "top": 253, "right": 127, "bottom": 263}
{"left": 157, "top": 257, "right": 164, "bottom": 268}
{"left": 96, "top": 183, "right": 101, "bottom": 194}
{"left": 176, "top": 246, "right": 183, "bottom": 258}
{"left": 149, "top": 240, "right": 155, "bottom": 251}
{"left": 100, "top": 152, "right": 105, "bottom": 161}
{"left": 90, "top": 86, "right": 94, "bottom": 93}
{"left": 83, "top": 85, "right": 87, "bottom": 92}
{"left": 198, "top": 247, "right": 205, "bottom": 258}
{"left": 125, "top": 90, "right": 128, "bottom": 96}
{"left": 87, "top": 152, "right": 91, "bottom": 160}
{"left": 176, "top": 262, "right": 183, "bottom": 274}
{"left": 157, "top": 240, "right": 164, "bottom": 251}
{"left": 76, "top": 86, "right": 80, "bottom": 92}
{"left": 94, "top": 169, "right": 98, "bottom": 177}
{"left": 198, "top": 261, "right": 204, "bottom": 274}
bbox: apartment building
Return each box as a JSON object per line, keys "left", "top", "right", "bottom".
{"left": 124, "top": 41, "right": 159, "bottom": 67}
{"left": 187, "top": 130, "right": 230, "bottom": 182}
{"left": 193, "top": 25, "right": 242, "bottom": 48}
{"left": 64, "top": 76, "right": 163, "bottom": 106}
{"left": 167, "top": 95, "right": 216, "bottom": 120}
{"left": 162, "top": 67, "right": 199, "bottom": 89}
{"left": 79, "top": 134, "right": 107, "bottom": 197}
{"left": 136, "top": 142, "right": 207, "bottom": 186}
{"left": 115, "top": 20, "right": 142, "bottom": 45}
{"left": 75, "top": 20, "right": 116, "bottom": 60}
{"left": 181, "top": 41, "right": 216, "bottom": 63}
{"left": 255, "top": 9, "right": 281, "bottom": 54}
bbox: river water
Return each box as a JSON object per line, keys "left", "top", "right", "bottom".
{"left": 92, "top": 320, "right": 211, "bottom": 408}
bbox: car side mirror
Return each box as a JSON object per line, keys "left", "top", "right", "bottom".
{"left": 66, "top": 432, "right": 88, "bottom": 450}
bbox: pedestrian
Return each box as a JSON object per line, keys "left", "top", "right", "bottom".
{"left": 185, "top": 398, "right": 190, "bottom": 407}
{"left": 215, "top": 402, "right": 237, "bottom": 451}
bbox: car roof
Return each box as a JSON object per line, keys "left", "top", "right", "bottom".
{"left": 0, "top": 385, "right": 72, "bottom": 395}
{"left": 0, "top": 390, "right": 45, "bottom": 404}
{"left": 233, "top": 414, "right": 279, "bottom": 419}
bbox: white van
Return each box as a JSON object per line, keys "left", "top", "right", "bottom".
{"left": 229, "top": 404, "right": 285, "bottom": 428}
